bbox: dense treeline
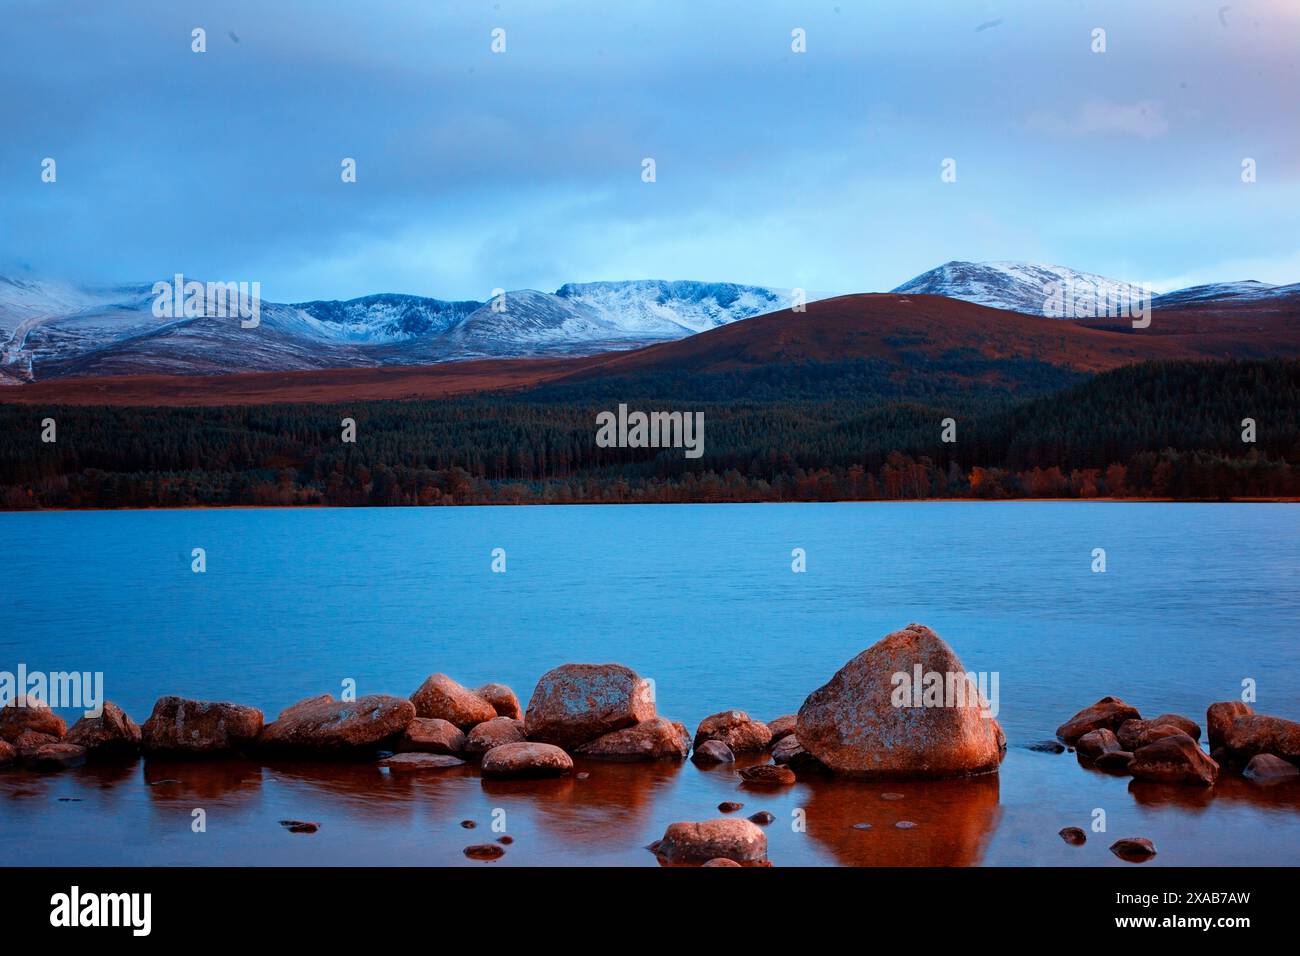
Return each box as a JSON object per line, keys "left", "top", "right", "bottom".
{"left": 1, "top": 359, "right": 1297, "bottom": 508}
{"left": 520, "top": 356, "right": 1085, "bottom": 404}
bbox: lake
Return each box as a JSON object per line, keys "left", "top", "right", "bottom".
{"left": 2, "top": 502, "right": 1298, "bottom": 865}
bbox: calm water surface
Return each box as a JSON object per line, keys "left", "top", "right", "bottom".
{"left": 2, "top": 502, "right": 1298, "bottom": 865}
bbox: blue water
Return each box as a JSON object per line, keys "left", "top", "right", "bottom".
{"left": 4, "top": 503, "right": 1297, "bottom": 738}
{"left": 2, "top": 502, "right": 1298, "bottom": 866}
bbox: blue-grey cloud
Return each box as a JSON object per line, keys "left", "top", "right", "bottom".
{"left": 1, "top": 0, "right": 1297, "bottom": 301}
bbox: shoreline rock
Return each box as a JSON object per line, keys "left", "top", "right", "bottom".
{"left": 738, "top": 764, "right": 797, "bottom": 788}
{"left": 31, "top": 742, "right": 86, "bottom": 771}
{"left": 771, "top": 735, "right": 830, "bottom": 775}
{"left": 1243, "top": 753, "right": 1300, "bottom": 784}
{"left": 474, "top": 683, "right": 523, "bottom": 721}
{"left": 378, "top": 753, "right": 464, "bottom": 771}
{"left": 14, "top": 730, "right": 61, "bottom": 762}
{"left": 410, "top": 675, "right": 497, "bottom": 729}
{"left": 651, "top": 818, "right": 768, "bottom": 864}
{"left": 464, "top": 843, "right": 505, "bottom": 860}
{"left": 1076, "top": 728, "right": 1122, "bottom": 760}
{"left": 693, "top": 710, "right": 772, "bottom": 754}
{"left": 1093, "top": 750, "right": 1134, "bottom": 773}
{"left": 523, "top": 663, "right": 655, "bottom": 750}
{"left": 691, "top": 740, "right": 735, "bottom": 765}
{"left": 574, "top": 717, "right": 690, "bottom": 761}
{"left": 1117, "top": 715, "right": 1200, "bottom": 752}
{"left": 141, "top": 696, "right": 263, "bottom": 757}
{"left": 1059, "top": 827, "right": 1086, "bottom": 846}
{"left": 1110, "top": 837, "right": 1157, "bottom": 862}
{"left": 397, "top": 717, "right": 466, "bottom": 755}
{"left": 65, "top": 702, "right": 141, "bottom": 760}
{"left": 1056, "top": 696, "right": 1141, "bottom": 744}
{"left": 1026, "top": 740, "right": 1065, "bottom": 754}
{"left": 464, "top": 717, "right": 528, "bottom": 755}
{"left": 0, "top": 696, "right": 68, "bottom": 742}
{"left": 796, "top": 624, "right": 1002, "bottom": 778}
{"left": 766, "top": 715, "right": 797, "bottom": 743}
{"left": 1222, "top": 714, "right": 1300, "bottom": 767}
{"left": 259, "top": 694, "right": 414, "bottom": 755}
{"left": 1129, "top": 734, "right": 1218, "bottom": 786}
{"left": 480, "top": 741, "right": 573, "bottom": 778}
{"left": 1207, "top": 701, "right": 1253, "bottom": 751}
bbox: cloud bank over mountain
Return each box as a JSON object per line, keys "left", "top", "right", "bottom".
{"left": 2, "top": 2, "right": 1298, "bottom": 302}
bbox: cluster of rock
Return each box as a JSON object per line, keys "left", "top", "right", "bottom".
{"left": 0, "top": 696, "right": 141, "bottom": 770}
{"left": 0, "top": 624, "right": 1078, "bottom": 866}
{"left": 1054, "top": 695, "right": 1300, "bottom": 787}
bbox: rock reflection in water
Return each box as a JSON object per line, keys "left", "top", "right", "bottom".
{"left": 802, "top": 772, "right": 1002, "bottom": 866}
{"left": 484, "top": 758, "right": 678, "bottom": 842}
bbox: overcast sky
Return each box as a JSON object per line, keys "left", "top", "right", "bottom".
{"left": 2, "top": 0, "right": 1298, "bottom": 301}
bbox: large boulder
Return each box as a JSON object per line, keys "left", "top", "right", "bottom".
{"left": 650, "top": 819, "right": 768, "bottom": 864}
{"left": 693, "top": 711, "right": 772, "bottom": 753}
{"left": 141, "top": 696, "right": 263, "bottom": 756}
{"left": 575, "top": 717, "right": 690, "bottom": 761}
{"left": 1117, "top": 719, "right": 1197, "bottom": 752}
{"left": 464, "top": 717, "right": 527, "bottom": 755}
{"left": 1222, "top": 714, "right": 1300, "bottom": 766}
{"left": 410, "top": 675, "right": 497, "bottom": 729}
{"left": 474, "top": 684, "right": 523, "bottom": 721}
{"left": 1056, "top": 696, "right": 1141, "bottom": 743}
{"left": 65, "top": 702, "right": 141, "bottom": 760}
{"left": 0, "top": 739, "right": 14, "bottom": 767}
{"left": 397, "top": 717, "right": 466, "bottom": 755}
{"left": 0, "top": 696, "right": 67, "bottom": 742}
{"left": 523, "top": 663, "right": 655, "bottom": 749}
{"left": 260, "top": 694, "right": 414, "bottom": 754}
{"left": 1207, "top": 701, "right": 1254, "bottom": 751}
{"left": 795, "top": 624, "right": 1002, "bottom": 778}
{"left": 480, "top": 742, "right": 573, "bottom": 778}
{"left": 1129, "top": 735, "right": 1219, "bottom": 786}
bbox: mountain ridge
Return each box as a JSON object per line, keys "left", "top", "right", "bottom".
{"left": 3, "top": 262, "right": 1297, "bottom": 384}
{"left": 8, "top": 290, "right": 1299, "bottom": 407}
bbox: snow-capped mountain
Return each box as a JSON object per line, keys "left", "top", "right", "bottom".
{"left": 441, "top": 289, "right": 634, "bottom": 359}
{"left": 0, "top": 276, "right": 802, "bottom": 382}
{"left": 3, "top": 265, "right": 1295, "bottom": 383}
{"left": 292, "top": 293, "right": 481, "bottom": 343}
{"left": 556, "top": 280, "right": 795, "bottom": 337}
{"left": 892, "top": 261, "right": 1153, "bottom": 317}
{"left": 1151, "top": 280, "right": 1300, "bottom": 308}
